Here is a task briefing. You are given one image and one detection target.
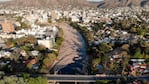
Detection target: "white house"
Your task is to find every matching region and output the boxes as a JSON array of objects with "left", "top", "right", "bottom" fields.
[{"left": 37, "top": 37, "right": 55, "bottom": 49}]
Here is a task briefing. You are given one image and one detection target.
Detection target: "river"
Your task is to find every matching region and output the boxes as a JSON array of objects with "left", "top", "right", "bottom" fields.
[{"left": 51, "top": 23, "right": 87, "bottom": 75}]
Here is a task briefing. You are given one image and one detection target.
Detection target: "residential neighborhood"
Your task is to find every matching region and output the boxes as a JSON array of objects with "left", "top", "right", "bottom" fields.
[{"left": 0, "top": 0, "right": 148, "bottom": 84}]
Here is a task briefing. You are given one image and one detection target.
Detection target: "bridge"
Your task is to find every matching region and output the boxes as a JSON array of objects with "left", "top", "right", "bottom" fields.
[{"left": 45, "top": 74, "right": 149, "bottom": 83}]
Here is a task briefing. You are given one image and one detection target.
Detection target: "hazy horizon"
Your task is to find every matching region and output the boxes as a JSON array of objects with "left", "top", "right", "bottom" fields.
[
  {"left": 87, "top": 0, "right": 104, "bottom": 2},
  {"left": 0, "top": 0, "right": 11, "bottom": 2},
  {"left": 0, "top": 0, "right": 104, "bottom": 2}
]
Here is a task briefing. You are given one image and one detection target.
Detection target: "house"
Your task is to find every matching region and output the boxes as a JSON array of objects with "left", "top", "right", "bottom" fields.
[
  {"left": 142, "top": 69, "right": 149, "bottom": 75},
  {"left": 37, "top": 37, "right": 55, "bottom": 49},
  {"left": 51, "top": 11, "right": 61, "bottom": 21},
  {"left": 38, "top": 13, "right": 48, "bottom": 23},
  {"left": 130, "top": 59, "right": 148, "bottom": 74},
  {"left": 0, "top": 38, "right": 5, "bottom": 48},
  {"left": 0, "top": 21, "right": 15, "bottom": 33},
  {"left": 26, "top": 58, "right": 36, "bottom": 65},
  {"left": 20, "top": 50, "right": 27, "bottom": 56},
  {"left": 131, "top": 59, "right": 145, "bottom": 65},
  {"left": 144, "top": 34, "right": 149, "bottom": 39},
  {"left": 30, "top": 59, "right": 36, "bottom": 65},
  {"left": 31, "top": 50, "right": 39, "bottom": 56},
  {"left": 0, "top": 50, "right": 11, "bottom": 58},
  {"left": 71, "top": 15, "right": 80, "bottom": 22}
]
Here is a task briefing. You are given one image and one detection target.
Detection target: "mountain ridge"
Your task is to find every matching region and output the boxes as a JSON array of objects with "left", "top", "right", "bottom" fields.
[
  {"left": 1, "top": 0, "right": 149, "bottom": 8},
  {"left": 2, "top": 0, "right": 98, "bottom": 8},
  {"left": 98, "top": 0, "right": 149, "bottom": 8}
]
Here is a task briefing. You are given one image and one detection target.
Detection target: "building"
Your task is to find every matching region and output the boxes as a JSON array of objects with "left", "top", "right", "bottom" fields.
[
  {"left": 0, "top": 21, "right": 15, "bottom": 33},
  {"left": 51, "top": 11, "right": 60, "bottom": 21},
  {"left": 37, "top": 38, "right": 55, "bottom": 49}
]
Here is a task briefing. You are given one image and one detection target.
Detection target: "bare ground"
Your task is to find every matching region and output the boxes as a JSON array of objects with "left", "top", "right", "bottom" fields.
[{"left": 50, "top": 23, "right": 85, "bottom": 74}]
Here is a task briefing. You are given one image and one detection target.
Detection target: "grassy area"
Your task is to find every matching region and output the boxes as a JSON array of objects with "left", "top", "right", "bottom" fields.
[{"left": 54, "top": 28, "right": 64, "bottom": 51}]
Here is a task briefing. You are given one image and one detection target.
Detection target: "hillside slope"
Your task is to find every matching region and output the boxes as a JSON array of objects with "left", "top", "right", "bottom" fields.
[
  {"left": 98, "top": 0, "right": 149, "bottom": 8},
  {"left": 3, "top": 0, "right": 98, "bottom": 7},
  {"left": 1, "top": 0, "right": 149, "bottom": 8}
]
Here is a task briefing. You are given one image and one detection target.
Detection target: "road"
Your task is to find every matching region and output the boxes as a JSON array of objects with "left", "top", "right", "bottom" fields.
[
  {"left": 50, "top": 23, "right": 87, "bottom": 74},
  {"left": 46, "top": 75, "right": 149, "bottom": 82}
]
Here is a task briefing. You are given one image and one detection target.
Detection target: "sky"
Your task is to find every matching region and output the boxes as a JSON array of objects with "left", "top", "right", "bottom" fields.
[
  {"left": 0, "top": 0, "right": 11, "bottom": 2},
  {"left": 0, "top": 0, "right": 104, "bottom": 2},
  {"left": 87, "top": 0, "right": 104, "bottom": 2}
]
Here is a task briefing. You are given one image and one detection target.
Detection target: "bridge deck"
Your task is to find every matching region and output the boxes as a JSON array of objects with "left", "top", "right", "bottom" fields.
[{"left": 46, "top": 75, "right": 149, "bottom": 82}]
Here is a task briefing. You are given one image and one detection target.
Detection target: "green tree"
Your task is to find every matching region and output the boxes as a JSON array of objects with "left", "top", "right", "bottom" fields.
[
  {"left": 28, "top": 77, "right": 48, "bottom": 84},
  {"left": 133, "top": 48, "right": 143, "bottom": 58},
  {"left": 55, "top": 37, "right": 63, "bottom": 50},
  {"left": 17, "top": 35, "right": 37, "bottom": 45},
  {"left": 96, "top": 80, "right": 111, "bottom": 84},
  {"left": 21, "top": 22, "right": 30, "bottom": 29},
  {"left": 48, "top": 18, "right": 51, "bottom": 23},
  {"left": 41, "top": 53, "right": 57, "bottom": 73},
  {"left": 92, "top": 58, "right": 101, "bottom": 69},
  {"left": 16, "top": 16, "right": 23, "bottom": 22},
  {"left": 130, "top": 27, "right": 137, "bottom": 33},
  {"left": 0, "top": 71, "right": 5, "bottom": 79},
  {"left": 99, "top": 43, "right": 112, "bottom": 53}
]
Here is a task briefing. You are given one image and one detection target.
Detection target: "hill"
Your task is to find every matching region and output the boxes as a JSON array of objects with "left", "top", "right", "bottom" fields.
[
  {"left": 1, "top": 0, "right": 149, "bottom": 8},
  {"left": 98, "top": 0, "right": 149, "bottom": 8},
  {"left": 2, "top": 0, "right": 98, "bottom": 8}
]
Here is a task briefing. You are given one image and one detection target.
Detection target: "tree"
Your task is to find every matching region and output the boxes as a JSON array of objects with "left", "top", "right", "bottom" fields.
[
  {"left": 27, "top": 62, "right": 33, "bottom": 69},
  {"left": 92, "top": 23, "right": 100, "bottom": 32},
  {"left": 43, "top": 53, "right": 56, "bottom": 68},
  {"left": 36, "top": 77, "right": 48, "bottom": 84},
  {"left": 0, "top": 75, "right": 48, "bottom": 84},
  {"left": 28, "top": 77, "right": 48, "bottom": 84},
  {"left": 48, "top": 18, "right": 51, "bottom": 23},
  {"left": 41, "top": 53, "right": 57, "bottom": 73},
  {"left": 17, "top": 35, "right": 37, "bottom": 45},
  {"left": 102, "top": 55, "right": 109, "bottom": 70},
  {"left": 99, "top": 43, "right": 112, "bottom": 53},
  {"left": 136, "top": 27, "right": 145, "bottom": 36},
  {"left": 55, "top": 37, "right": 63, "bottom": 50},
  {"left": 121, "top": 51, "right": 128, "bottom": 57},
  {"left": 92, "top": 58, "right": 101, "bottom": 69},
  {"left": 121, "top": 44, "right": 129, "bottom": 51},
  {"left": 70, "top": 22, "right": 79, "bottom": 29},
  {"left": 16, "top": 16, "right": 23, "bottom": 22},
  {"left": 96, "top": 80, "right": 112, "bottom": 84},
  {"left": 34, "top": 45, "right": 46, "bottom": 51},
  {"left": 27, "top": 35, "right": 37, "bottom": 44},
  {"left": 0, "top": 76, "right": 27, "bottom": 84},
  {"left": 110, "top": 63, "right": 121, "bottom": 74},
  {"left": 133, "top": 48, "right": 143, "bottom": 58},
  {"left": 21, "top": 22, "right": 30, "bottom": 29},
  {"left": 0, "top": 71, "right": 5, "bottom": 79},
  {"left": 130, "top": 27, "right": 137, "bottom": 33}
]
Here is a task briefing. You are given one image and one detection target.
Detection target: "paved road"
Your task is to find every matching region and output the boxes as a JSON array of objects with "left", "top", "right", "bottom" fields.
[
  {"left": 46, "top": 75, "right": 149, "bottom": 82},
  {"left": 50, "top": 23, "right": 87, "bottom": 74}
]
